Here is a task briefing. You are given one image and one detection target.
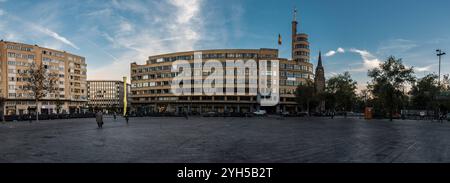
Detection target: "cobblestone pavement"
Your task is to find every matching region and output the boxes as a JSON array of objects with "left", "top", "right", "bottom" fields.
[{"left": 1, "top": 116, "right": 450, "bottom": 163}]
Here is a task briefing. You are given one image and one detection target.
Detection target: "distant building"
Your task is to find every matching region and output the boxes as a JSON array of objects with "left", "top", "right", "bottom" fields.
[
  {"left": 87, "top": 80, "right": 130, "bottom": 114},
  {"left": 314, "top": 51, "right": 326, "bottom": 111},
  {"left": 0, "top": 40, "right": 87, "bottom": 115}
]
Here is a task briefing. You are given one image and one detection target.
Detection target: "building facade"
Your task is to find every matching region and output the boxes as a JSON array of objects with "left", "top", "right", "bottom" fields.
[
  {"left": 129, "top": 9, "right": 313, "bottom": 114},
  {"left": 87, "top": 80, "right": 131, "bottom": 114},
  {"left": 0, "top": 40, "right": 87, "bottom": 115},
  {"left": 130, "top": 49, "right": 313, "bottom": 114}
]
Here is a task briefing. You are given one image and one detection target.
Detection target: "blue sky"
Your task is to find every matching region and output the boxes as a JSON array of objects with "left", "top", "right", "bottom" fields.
[{"left": 1, "top": 0, "right": 450, "bottom": 90}]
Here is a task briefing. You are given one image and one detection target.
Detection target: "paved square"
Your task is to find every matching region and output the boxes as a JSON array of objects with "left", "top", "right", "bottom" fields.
[{"left": 1, "top": 116, "right": 450, "bottom": 163}]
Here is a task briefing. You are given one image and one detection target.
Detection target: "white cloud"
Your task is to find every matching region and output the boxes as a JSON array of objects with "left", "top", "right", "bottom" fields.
[
  {"left": 2, "top": 11, "right": 79, "bottom": 50},
  {"left": 325, "top": 47, "right": 345, "bottom": 57},
  {"left": 169, "top": 0, "right": 200, "bottom": 24},
  {"left": 33, "top": 26, "right": 80, "bottom": 50},
  {"left": 119, "top": 21, "right": 133, "bottom": 33},
  {"left": 325, "top": 50, "right": 336, "bottom": 57},
  {"left": 349, "top": 48, "right": 382, "bottom": 72},
  {"left": 415, "top": 66, "right": 432, "bottom": 72},
  {"left": 87, "top": 0, "right": 205, "bottom": 82},
  {"left": 377, "top": 39, "right": 417, "bottom": 55}
]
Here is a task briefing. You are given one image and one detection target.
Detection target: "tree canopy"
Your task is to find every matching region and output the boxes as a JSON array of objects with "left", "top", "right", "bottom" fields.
[
  {"left": 367, "top": 56, "right": 415, "bottom": 121},
  {"left": 325, "top": 72, "right": 358, "bottom": 112}
]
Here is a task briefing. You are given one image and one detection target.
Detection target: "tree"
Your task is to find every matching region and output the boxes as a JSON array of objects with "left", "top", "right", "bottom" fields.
[
  {"left": 368, "top": 56, "right": 415, "bottom": 121},
  {"left": 325, "top": 72, "right": 358, "bottom": 112},
  {"left": 409, "top": 74, "right": 441, "bottom": 111},
  {"left": 19, "top": 63, "right": 58, "bottom": 121},
  {"left": 295, "top": 80, "right": 317, "bottom": 115}
]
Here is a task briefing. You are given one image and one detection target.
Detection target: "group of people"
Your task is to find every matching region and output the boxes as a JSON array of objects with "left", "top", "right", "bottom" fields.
[{"left": 95, "top": 111, "right": 129, "bottom": 129}]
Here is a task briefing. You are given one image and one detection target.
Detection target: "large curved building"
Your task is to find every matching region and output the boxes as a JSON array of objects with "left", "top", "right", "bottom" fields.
[{"left": 130, "top": 10, "right": 313, "bottom": 114}]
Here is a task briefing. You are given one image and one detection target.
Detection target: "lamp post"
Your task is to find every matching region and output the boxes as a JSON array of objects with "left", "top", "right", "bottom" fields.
[
  {"left": 436, "top": 49, "right": 446, "bottom": 86},
  {"left": 436, "top": 49, "right": 446, "bottom": 121}
]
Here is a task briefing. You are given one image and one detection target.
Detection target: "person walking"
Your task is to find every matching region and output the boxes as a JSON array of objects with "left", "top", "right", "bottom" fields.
[
  {"left": 96, "top": 111, "right": 104, "bottom": 129},
  {"left": 124, "top": 113, "right": 129, "bottom": 125},
  {"left": 29, "top": 113, "right": 33, "bottom": 123},
  {"left": 113, "top": 112, "right": 117, "bottom": 121}
]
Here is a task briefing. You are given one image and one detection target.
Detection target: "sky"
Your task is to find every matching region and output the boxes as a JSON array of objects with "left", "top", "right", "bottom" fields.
[{"left": 1, "top": 0, "right": 450, "bottom": 90}]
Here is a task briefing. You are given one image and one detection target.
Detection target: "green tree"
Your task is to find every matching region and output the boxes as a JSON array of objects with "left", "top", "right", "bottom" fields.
[
  {"left": 368, "top": 56, "right": 415, "bottom": 121},
  {"left": 409, "top": 74, "right": 441, "bottom": 111},
  {"left": 295, "top": 80, "right": 317, "bottom": 115},
  {"left": 19, "top": 63, "right": 58, "bottom": 121},
  {"left": 325, "top": 72, "right": 358, "bottom": 112}
]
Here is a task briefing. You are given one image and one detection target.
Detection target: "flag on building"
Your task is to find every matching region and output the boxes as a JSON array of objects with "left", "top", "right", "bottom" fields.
[{"left": 278, "top": 34, "right": 282, "bottom": 45}]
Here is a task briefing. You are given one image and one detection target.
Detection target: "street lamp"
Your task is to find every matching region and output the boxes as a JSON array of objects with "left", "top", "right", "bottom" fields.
[{"left": 436, "top": 49, "right": 446, "bottom": 86}]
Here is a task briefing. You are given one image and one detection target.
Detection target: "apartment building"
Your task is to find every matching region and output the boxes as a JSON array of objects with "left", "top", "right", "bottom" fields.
[{"left": 0, "top": 40, "right": 87, "bottom": 115}]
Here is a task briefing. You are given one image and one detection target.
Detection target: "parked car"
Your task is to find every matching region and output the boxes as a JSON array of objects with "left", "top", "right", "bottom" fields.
[
  {"left": 203, "top": 112, "right": 219, "bottom": 117},
  {"left": 253, "top": 110, "right": 267, "bottom": 116},
  {"left": 297, "top": 112, "right": 309, "bottom": 117},
  {"left": 281, "top": 111, "right": 290, "bottom": 117}
]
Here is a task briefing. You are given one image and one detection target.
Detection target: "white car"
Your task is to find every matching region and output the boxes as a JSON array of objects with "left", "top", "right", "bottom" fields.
[{"left": 253, "top": 110, "right": 267, "bottom": 116}]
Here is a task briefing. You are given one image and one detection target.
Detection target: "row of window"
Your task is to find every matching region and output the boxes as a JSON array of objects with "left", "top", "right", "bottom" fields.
[
  {"left": 133, "top": 65, "right": 172, "bottom": 73},
  {"left": 133, "top": 64, "right": 305, "bottom": 76},
  {"left": 43, "top": 57, "right": 65, "bottom": 64},
  {"left": 133, "top": 96, "right": 256, "bottom": 102},
  {"left": 294, "top": 58, "right": 309, "bottom": 62},
  {"left": 4, "top": 101, "right": 66, "bottom": 106},
  {"left": 8, "top": 93, "right": 65, "bottom": 99},
  {"left": 280, "top": 89, "right": 296, "bottom": 95},
  {"left": 296, "top": 37, "right": 308, "bottom": 42},
  {"left": 281, "top": 80, "right": 305, "bottom": 86},
  {"left": 280, "top": 63, "right": 312, "bottom": 71},
  {"left": 295, "top": 51, "right": 310, "bottom": 56},
  {"left": 8, "top": 84, "right": 64, "bottom": 91},
  {"left": 42, "top": 50, "right": 65, "bottom": 58},
  {"left": 7, "top": 52, "right": 35, "bottom": 59},
  {"left": 6, "top": 45, "right": 33, "bottom": 52},
  {"left": 295, "top": 44, "right": 309, "bottom": 49},
  {"left": 281, "top": 72, "right": 313, "bottom": 79},
  {"left": 149, "top": 53, "right": 276, "bottom": 64},
  {"left": 132, "top": 73, "right": 176, "bottom": 80}
]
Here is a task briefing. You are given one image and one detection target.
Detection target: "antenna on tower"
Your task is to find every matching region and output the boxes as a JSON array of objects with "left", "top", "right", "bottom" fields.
[{"left": 293, "top": 6, "right": 297, "bottom": 22}]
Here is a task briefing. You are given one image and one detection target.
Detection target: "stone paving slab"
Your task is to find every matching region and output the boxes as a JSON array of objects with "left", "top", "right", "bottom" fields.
[{"left": 1, "top": 117, "right": 450, "bottom": 163}]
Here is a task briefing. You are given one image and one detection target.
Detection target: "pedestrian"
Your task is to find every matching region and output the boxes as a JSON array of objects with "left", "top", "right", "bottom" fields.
[
  {"left": 96, "top": 111, "right": 103, "bottom": 129},
  {"left": 29, "top": 113, "right": 33, "bottom": 123},
  {"left": 185, "top": 111, "right": 189, "bottom": 120},
  {"left": 113, "top": 112, "right": 117, "bottom": 121},
  {"left": 125, "top": 113, "right": 129, "bottom": 125}
]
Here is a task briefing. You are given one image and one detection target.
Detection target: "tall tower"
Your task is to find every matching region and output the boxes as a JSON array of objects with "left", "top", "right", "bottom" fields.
[
  {"left": 315, "top": 51, "right": 326, "bottom": 112},
  {"left": 291, "top": 7, "right": 310, "bottom": 63}
]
